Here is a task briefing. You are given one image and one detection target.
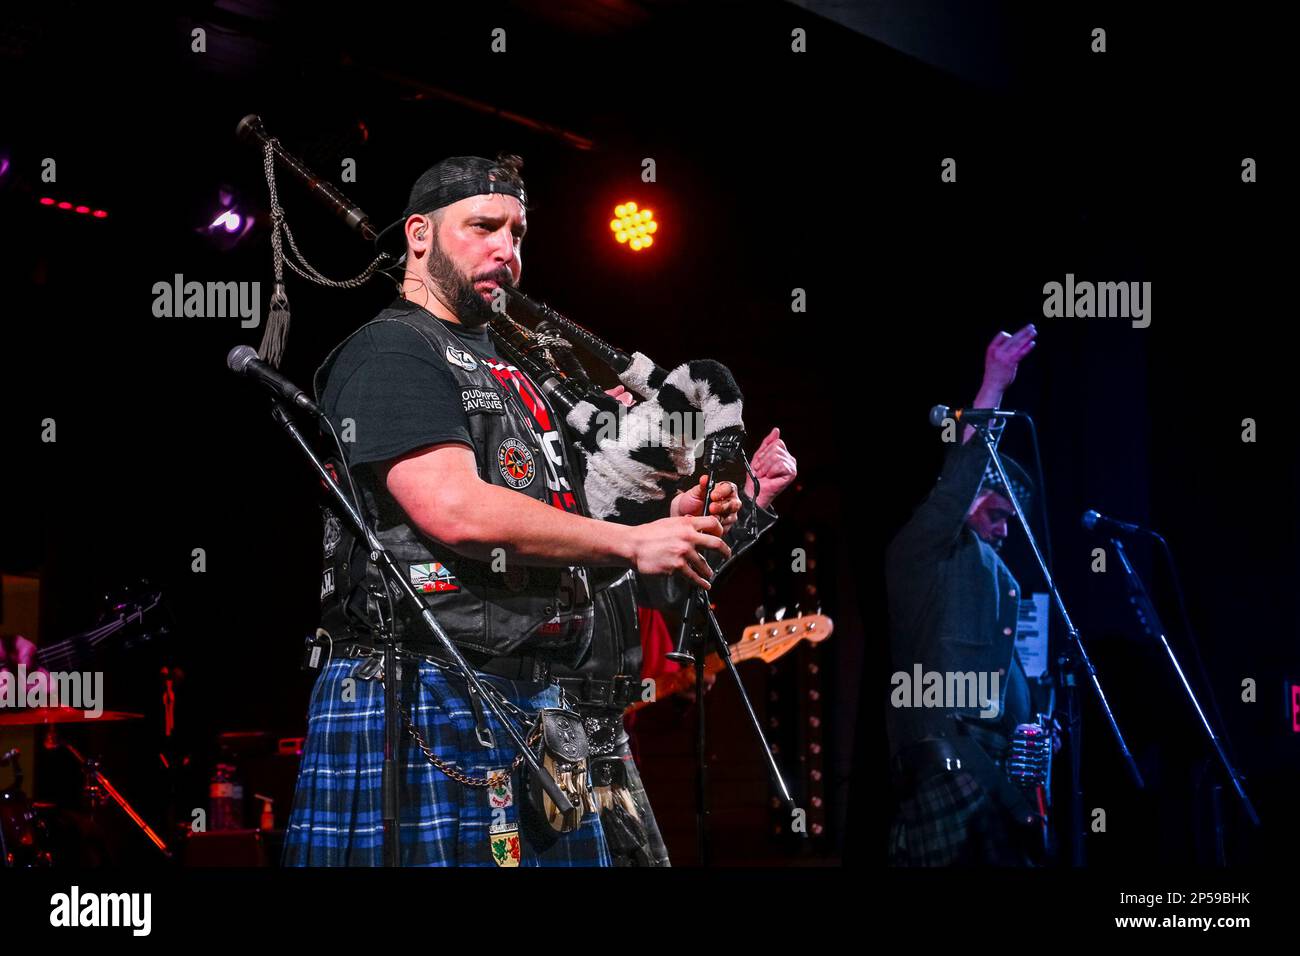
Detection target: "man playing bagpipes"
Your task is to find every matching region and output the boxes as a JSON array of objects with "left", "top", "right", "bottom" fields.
[{"left": 283, "top": 155, "right": 740, "bottom": 866}]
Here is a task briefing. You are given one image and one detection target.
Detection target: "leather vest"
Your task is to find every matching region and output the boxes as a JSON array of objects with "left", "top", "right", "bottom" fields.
[{"left": 313, "top": 302, "right": 595, "bottom": 663}]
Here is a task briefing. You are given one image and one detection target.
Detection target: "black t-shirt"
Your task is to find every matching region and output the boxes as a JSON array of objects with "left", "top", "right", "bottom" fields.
[{"left": 319, "top": 306, "right": 501, "bottom": 468}]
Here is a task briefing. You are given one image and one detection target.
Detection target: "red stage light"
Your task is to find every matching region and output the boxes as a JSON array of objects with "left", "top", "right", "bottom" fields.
[{"left": 39, "top": 196, "right": 109, "bottom": 219}]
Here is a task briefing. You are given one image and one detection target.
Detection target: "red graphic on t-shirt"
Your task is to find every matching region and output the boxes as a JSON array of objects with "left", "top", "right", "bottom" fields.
[
  {"left": 320, "top": 461, "right": 341, "bottom": 493},
  {"left": 482, "top": 357, "right": 579, "bottom": 515},
  {"left": 485, "top": 361, "right": 552, "bottom": 431}
]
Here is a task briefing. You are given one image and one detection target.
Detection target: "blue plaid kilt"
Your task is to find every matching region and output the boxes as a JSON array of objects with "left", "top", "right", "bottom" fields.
[{"left": 282, "top": 656, "right": 611, "bottom": 867}]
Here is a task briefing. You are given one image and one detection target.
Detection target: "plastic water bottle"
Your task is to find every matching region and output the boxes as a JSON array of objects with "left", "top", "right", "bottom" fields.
[{"left": 209, "top": 762, "right": 244, "bottom": 830}]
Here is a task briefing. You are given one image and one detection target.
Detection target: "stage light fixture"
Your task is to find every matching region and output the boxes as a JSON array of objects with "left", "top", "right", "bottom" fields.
[{"left": 610, "top": 201, "right": 657, "bottom": 252}]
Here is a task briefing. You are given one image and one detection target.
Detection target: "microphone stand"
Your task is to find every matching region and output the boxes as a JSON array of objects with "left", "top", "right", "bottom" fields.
[
  {"left": 974, "top": 421, "right": 1144, "bottom": 867},
  {"left": 666, "top": 432, "right": 793, "bottom": 865},
  {"left": 265, "top": 398, "right": 575, "bottom": 866},
  {"left": 1109, "top": 538, "right": 1259, "bottom": 829}
]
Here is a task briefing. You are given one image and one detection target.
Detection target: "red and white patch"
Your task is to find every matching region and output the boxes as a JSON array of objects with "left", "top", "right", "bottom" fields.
[
  {"left": 409, "top": 562, "right": 459, "bottom": 593},
  {"left": 497, "top": 438, "right": 536, "bottom": 489},
  {"left": 488, "top": 771, "right": 513, "bottom": 809}
]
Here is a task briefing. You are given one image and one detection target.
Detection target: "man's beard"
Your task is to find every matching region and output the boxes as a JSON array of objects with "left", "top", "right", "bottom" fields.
[{"left": 426, "top": 241, "right": 514, "bottom": 328}]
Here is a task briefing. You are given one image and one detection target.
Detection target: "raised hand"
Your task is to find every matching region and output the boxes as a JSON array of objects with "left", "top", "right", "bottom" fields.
[
  {"left": 744, "top": 427, "right": 797, "bottom": 510},
  {"left": 981, "top": 324, "right": 1038, "bottom": 395}
]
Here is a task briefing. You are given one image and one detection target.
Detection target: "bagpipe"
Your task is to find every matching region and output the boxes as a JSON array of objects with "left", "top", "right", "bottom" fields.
[
  {"left": 486, "top": 290, "right": 745, "bottom": 524},
  {"left": 236, "top": 115, "right": 749, "bottom": 526}
]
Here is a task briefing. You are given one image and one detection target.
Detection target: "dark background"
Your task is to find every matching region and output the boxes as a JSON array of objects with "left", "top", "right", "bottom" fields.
[{"left": 0, "top": 1, "right": 1294, "bottom": 868}]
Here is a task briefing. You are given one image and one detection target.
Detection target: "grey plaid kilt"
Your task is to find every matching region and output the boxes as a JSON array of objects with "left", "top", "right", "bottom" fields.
[
  {"left": 282, "top": 656, "right": 611, "bottom": 867},
  {"left": 888, "top": 770, "right": 1024, "bottom": 866},
  {"left": 581, "top": 711, "right": 671, "bottom": 867}
]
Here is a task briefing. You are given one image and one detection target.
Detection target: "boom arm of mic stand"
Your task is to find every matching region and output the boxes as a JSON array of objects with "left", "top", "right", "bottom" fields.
[
  {"left": 974, "top": 423, "right": 1145, "bottom": 795},
  {"left": 1110, "top": 539, "right": 1260, "bottom": 826},
  {"left": 267, "top": 400, "right": 574, "bottom": 816}
]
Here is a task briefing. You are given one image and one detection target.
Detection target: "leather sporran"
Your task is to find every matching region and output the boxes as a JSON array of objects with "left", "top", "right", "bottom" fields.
[{"left": 521, "top": 708, "right": 597, "bottom": 835}]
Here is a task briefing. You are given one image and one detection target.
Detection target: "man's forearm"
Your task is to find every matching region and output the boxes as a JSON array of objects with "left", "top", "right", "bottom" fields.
[
  {"left": 415, "top": 480, "right": 633, "bottom": 568},
  {"left": 961, "top": 382, "right": 1006, "bottom": 445}
]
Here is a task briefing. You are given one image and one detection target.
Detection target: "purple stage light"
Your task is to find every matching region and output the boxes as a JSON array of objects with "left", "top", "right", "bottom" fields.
[{"left": 211, "top": 209, "right": 242, "bottom": 232}]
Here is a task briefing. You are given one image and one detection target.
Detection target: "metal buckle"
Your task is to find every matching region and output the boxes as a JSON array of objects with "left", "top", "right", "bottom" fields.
[
  {"left": 355, "top": 656, "right": 383, "bottom": 682},
  {"left": 586, "top": 678, "right": 610, "bottom": 705},
  {"left": 612, "top": 675, "right": 632, "bottom": 705},
  {"left": 466, "top": 681, "right": 496, "bottom": 749}
]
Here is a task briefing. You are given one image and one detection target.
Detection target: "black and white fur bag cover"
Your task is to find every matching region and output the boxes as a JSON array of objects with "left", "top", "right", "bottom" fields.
[{"left": 563, "top": 352, "right": 744, "bottom": 525}]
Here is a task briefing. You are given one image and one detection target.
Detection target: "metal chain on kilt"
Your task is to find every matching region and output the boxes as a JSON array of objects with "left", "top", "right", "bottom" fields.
[
  {"left": 396, "top": 698, "right": 538, "bottom": 789},
  {"left": 582, "top": 716, "right": 624, "bottom": 757},
  {"left": 380, "top": 659, "right": 578, "bottom": 789}
]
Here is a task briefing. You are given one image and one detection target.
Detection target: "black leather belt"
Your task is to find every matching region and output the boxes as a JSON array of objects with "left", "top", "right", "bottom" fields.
[
  {"left": 556, "top": 675, "right": 642, "bottom": 709},
  {"left": 892, "top": 732, "right": 1038, "bottom": 828},
  {"left": 336, "top": 642, "right": 552, "bottom": 684},
  {"left": 892, "top": 737, "right": 969, "bottom": 791}
]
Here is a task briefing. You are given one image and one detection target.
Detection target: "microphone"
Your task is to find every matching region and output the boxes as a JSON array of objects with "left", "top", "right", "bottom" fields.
[
  {"left": 226, "top": 345, "right": 322, "bottom": 416},
  {"left": 929, "top": 404, "right": 1021, "bottom": 427},
  {"left": 1081, "top": 509, "right": 1154, "bottom": 537},
  {"left": 665, "top": 426, "right": 748, "bottom": 664}
]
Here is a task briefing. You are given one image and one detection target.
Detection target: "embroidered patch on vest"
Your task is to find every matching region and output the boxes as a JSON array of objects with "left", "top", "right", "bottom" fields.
[
  {"left": 409, "top": 562, "right": 460, "bottom": 593},
  {"left": 461, "top": 386, "right": 505, "bottom": 415},
  {"left": 320, "top": 568, "right": 336, "bottom": 600},
  {"left": 497, "top": 438, "right": 536, "bottom": 489},
  {"left": 322, "top": 512, "right": 341, "bottom": 558},
  {"left": 445, "top": 345, "right": 478, "bottom": 371}
]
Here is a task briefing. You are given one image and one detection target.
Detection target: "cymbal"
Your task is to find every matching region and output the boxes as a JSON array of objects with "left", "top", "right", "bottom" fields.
[{"left": 0, "top": 707, "right": 144, "bottom": 726}]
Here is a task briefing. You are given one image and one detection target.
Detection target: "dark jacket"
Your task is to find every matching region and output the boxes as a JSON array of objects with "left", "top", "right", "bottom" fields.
[{"left": 885, "top": 439, "right": 1025, "bottom": 758}]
